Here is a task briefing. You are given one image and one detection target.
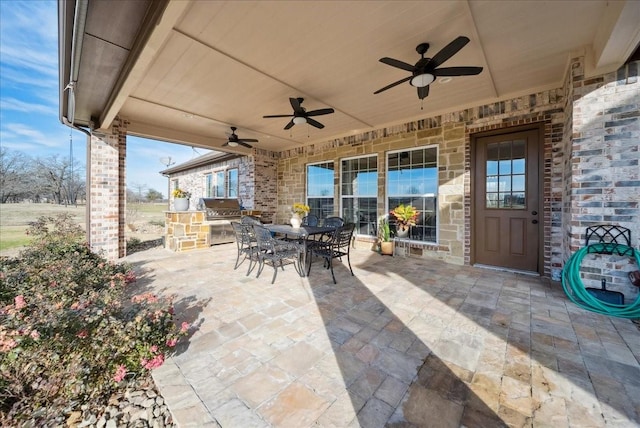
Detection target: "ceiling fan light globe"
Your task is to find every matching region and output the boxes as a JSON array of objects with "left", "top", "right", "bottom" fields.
[
  {"left": 293, "top": 116, "right": 307, "bottom": 124},
  {"left": 410, "top": 73, "right": 435, "bottom": 87},
  {"left": 227, "top": 141, "right": 238, "bottom": 147}
]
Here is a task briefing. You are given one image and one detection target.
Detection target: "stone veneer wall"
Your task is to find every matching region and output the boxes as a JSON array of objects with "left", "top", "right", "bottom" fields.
[
  {"left": 271, "top": 58, "right": 639, "bottom": 279},
  {"left": 164, "top": 211, "right": 209, "bottom": 251},
  {"left": 275, "top": 89, "right": 565, "bottom": 270},
  {"left": 565, "top": 58, "right": 639, "bottom": 296},
  {"left": 88, "top": 116, "right": 127, "bottom": 260}
]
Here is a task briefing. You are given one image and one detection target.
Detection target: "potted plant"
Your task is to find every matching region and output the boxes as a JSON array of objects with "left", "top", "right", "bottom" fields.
[
  {"left": 390, "top": 204, "right": 418, "bottom": 238},
  {"left": 291, "top": 202, "right": 310, "bottom": 228},
  {"left": 172, "top": 188, "right": 191, "bottom": 211},
  {"left": 378, "top": 216, "right": 394, "bottom": 255}
]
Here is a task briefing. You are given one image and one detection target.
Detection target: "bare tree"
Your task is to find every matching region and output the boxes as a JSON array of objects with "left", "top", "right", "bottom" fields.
[
  {"left": 34, "top": 155, "right": 70, "bottom": 204},
  {"left": 0, "top": 148, "right": 33, "bottom": 202},
  {"left": 129, "top": 182, "right": 148, "bottom": 203}
]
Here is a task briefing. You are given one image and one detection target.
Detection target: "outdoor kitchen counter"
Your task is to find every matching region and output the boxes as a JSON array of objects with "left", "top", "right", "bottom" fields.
[{"left": 164, "top": 210, "right": 211, "bottom": 252}]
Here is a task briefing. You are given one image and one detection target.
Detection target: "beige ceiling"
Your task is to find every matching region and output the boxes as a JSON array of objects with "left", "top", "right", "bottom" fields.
[{"left": 60, "top": 0, "right": 640, "bottom": 154}]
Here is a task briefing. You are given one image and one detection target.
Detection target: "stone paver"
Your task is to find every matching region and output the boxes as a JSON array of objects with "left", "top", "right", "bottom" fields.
[{"left": 123, "top": 243, "right": 640, "bottom": 427}]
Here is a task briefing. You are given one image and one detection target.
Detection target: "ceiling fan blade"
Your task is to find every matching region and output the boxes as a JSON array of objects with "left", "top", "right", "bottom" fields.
[
  {"left": 289, "top": 97, "right": 305, "bottom": 115},
  {"left": 433, "top": 66, "right": 483, "bottom": 76},
  {"left": 263, "top": 114, "right": 293, "bottom": 118},
  {"left": 428, "top": 36, "right": 470, "bottom": 69},
  {"left": 238, "top": 142, "right": 253, "bottom": 148},
  {"left": 417, "top": 85, "right": 429, "bottom": 100},
  {"left": 284, "top": 120, "right": 295, "bottom": 130},
  {"left": 306, "top": 108, "right": 334, "bottom": 117},
  {"left": 238, "top": 138, "right": 258, "bottom": 143},
  {"left": 379, "top": 57, "right": 415, "bottom": 72},
  {"left": 222, "top": 142, "right": 229, "bottom": 147},
  {"left": 307, "top": 118, "right": 325, "bottom": 129},
  {"left": 374, "top": 75, "right": 412, "bottom": 94}
]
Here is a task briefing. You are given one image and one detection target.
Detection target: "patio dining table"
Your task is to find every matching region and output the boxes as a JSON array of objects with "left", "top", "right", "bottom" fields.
[{"left": 265, "top": 224, "right": 337, "bottom": 276}]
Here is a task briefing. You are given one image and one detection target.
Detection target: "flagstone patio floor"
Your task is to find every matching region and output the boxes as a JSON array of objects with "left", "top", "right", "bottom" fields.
[{"left": 123, "top": 242, "right": 640, "bottom": 427}]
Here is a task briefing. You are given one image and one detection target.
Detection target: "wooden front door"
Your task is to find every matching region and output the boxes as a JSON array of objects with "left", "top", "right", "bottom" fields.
[{"left": 472, "top": 127, "right": 542, "bottom": 273}]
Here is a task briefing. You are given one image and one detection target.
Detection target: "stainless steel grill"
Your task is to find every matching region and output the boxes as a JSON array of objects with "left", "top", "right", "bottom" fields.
[
  {"left": 198, "top": 198, "right": 242, "bottom": 245},
  {"left": 198, "top": 198, "right": 242, "bottom": 220}
]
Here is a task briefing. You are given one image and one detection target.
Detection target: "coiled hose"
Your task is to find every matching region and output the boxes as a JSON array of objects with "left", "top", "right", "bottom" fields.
[{"left": 562, "top": 243, "right": 640, "bottom": 319}]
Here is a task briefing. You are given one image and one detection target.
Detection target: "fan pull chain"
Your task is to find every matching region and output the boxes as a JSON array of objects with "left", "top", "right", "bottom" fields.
[{"left": 421, "top": 99, "right": 424, "bottom": 110}]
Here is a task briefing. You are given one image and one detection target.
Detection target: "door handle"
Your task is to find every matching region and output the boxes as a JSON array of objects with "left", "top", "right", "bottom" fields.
[
  {"left": 531, "top": 211, "right": 538, "bottom": 215},
  {"left": 532, "top": 219, "right": 538, "bottom": 224}
]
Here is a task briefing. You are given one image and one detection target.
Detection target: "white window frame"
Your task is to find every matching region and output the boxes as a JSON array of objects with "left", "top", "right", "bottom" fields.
[
  {"left": 339, "top": 154, "right": 378, "bottom": 237},
  {"left": 306, "top": 160, "right": 335, "bottom": 219},
  {"left": 386, "top": 145, "right": 439, "bottom": 244}
]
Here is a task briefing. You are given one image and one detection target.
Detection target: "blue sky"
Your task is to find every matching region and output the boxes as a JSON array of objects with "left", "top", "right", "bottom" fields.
[{"left": 0, "top": 0, "right": 207, "bottom": 198}]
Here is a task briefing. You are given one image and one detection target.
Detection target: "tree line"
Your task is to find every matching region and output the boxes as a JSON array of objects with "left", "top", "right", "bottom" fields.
[{"left": 1, "top": 148, "right": 164, "bottom": 205}]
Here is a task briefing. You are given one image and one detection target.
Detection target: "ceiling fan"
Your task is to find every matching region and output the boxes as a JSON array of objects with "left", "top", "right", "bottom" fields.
[
  {"left": 223, "top": 127, "right": 258, "bottom": 148},
  {"left": 374, "top": 36, "right": 483, "bottom": 100},
  {"left": 263, "top": 97, "right": 335, "bottom": 130}
]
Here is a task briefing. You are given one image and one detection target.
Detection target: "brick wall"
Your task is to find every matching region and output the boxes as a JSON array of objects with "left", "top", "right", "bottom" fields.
[
  {"left": 566, "top": 58, "right": 639, "bottom": 297},
  {"left": 253, "top": 150, "right": 278, "bottom": 223},
  {"left": 167, "top": 156, "right": 254, "bottom": 210},
  {"left": 88, "top": 116, "right": 127, "bottom": 260}
]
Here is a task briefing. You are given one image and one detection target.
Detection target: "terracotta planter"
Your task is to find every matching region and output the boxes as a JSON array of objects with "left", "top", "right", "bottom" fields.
[{"left": 380, "top": 241, "right": 394, "bottom": 255}]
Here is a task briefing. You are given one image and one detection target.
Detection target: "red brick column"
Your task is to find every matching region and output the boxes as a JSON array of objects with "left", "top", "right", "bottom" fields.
[{"left": 87, "top": 117, "right": 127, "bottom": 260}]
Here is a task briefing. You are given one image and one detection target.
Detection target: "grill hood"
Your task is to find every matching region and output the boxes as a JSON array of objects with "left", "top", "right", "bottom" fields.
[{"left": 197, "top": 198, "right": 242, "bottom": 219}]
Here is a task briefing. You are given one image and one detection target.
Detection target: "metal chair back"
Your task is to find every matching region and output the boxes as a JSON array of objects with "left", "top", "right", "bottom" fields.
[
  {"left": 241, "top": 215, "right": 262, "bottom": 225},
  {"left": 322, "top": 216, "right": 344, "bottom": 228},
  {"left": 252, "top": 224, "right": 303, "bottom": 283},
  {"left": 307, "top": 223, "right": 355, "bottom": 283},
  {"left": 302, "top": 214, "right": 319, "bottom": 226},
  {"left": 231, "top": 221, "right": 258, "bottom": 275}
]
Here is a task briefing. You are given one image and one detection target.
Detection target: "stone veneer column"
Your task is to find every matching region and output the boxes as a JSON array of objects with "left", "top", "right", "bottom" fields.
[{"left": 87, "top": 117, "right": 127, "bottom": 260}]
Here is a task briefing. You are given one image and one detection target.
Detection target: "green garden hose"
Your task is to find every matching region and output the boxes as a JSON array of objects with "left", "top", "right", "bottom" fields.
[{"left": 562, "top": 243, "right": 640, "bottom": 319}]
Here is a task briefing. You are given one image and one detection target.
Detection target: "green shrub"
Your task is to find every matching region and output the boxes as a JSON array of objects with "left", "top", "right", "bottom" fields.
[
  {"left": 0, "top": 214, "right": 186, "bottom": 422},
  {"left": 126, "top": 236, "right": 143, "bottom": 252}
]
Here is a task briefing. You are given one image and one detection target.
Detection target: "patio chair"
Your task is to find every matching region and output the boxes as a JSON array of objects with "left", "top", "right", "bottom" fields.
[
  {"left": 231, "top": 222, "right": 259, "bottom": 276},
  {"left": 302, "top": 214, "right": 319, "bottom": 226},
  {"left": 241, "top": 215, "right": 262, "bottom": 225},
  {"left": 321, "top": 216, "right": 344, "bottom": 227},
  {"left": 307, "top": 223, "right": 355, "bottom": 284},
  {"left": 252, "top": 224, "right": 304, "bottom": 284},
  {"left": 317, "top": 216, "right": 345, "bottom": 241}
]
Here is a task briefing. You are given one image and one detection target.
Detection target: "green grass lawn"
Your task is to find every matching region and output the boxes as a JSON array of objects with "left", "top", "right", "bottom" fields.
[
  {"left": 0, "top": 225, "right": 34, "bottom": 251},
  {"left": 0, "top": 202, "right": 166, "bottom": 255}
]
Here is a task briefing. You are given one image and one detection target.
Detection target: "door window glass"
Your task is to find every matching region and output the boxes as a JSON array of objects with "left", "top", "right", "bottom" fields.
[{"left": 485, "top": 139, "right": 526, "bottom": 209}]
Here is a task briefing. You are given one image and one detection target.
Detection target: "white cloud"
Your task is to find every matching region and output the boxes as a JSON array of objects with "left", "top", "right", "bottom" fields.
[
  {"left": 0, "top": 97, "right": 56, "bottom": 115},
  {"left": 1, "top": 123, "right": 66, "bottom": 149}
]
